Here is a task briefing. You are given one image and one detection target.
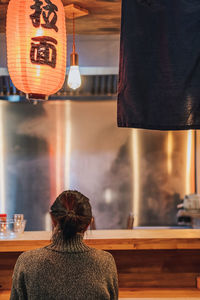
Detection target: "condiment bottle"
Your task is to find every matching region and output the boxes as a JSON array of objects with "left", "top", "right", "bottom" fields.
[{"left": 0, "top": 214, "right": 7, "bottom": 222}]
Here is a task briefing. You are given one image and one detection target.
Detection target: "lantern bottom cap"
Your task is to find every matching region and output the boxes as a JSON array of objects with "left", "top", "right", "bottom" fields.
[{"left": 26, "top": 93, "right": 49, "bottom": 101}]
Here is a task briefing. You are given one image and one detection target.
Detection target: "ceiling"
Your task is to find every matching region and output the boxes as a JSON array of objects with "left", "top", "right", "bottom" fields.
[{"left": 0, "top": 0, "right": 121, "bottom": 35}]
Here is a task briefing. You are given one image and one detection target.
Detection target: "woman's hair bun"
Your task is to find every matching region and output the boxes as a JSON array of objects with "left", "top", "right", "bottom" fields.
[
  {"left": 51, "top": 190, "right": 92, "bottom": 240},
  {"left": 67, "top": 210, "right": 76, "bottom": 217}
]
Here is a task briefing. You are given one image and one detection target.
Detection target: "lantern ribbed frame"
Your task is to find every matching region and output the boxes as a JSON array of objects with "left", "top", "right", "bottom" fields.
[{"left": 6, "top": 0, "right": 66, "bottom": 96}]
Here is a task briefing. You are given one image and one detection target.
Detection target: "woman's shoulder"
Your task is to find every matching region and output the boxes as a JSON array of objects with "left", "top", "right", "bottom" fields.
[
  {"left": 19, "top": 247, "right": 47, "bottom": 257},
  {"left": 15, "top": 247, "right": 49, "bottom": 268},
  {"left": 85, "top": 248, "right": 117, "bottom": 278},
  {"left": 16, "top": 246, "right": 116, "bottom": 270},
  {"left": 92, "top": 248, "right": 114, "bottom": 258},
  {"left": 88, "top": 248, "right": 116, "bottom": 265}
]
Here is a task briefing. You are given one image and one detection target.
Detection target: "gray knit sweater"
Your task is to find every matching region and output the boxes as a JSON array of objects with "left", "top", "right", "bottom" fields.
[{"left": 10, "top": 233, "right": 118, "bottom": 300}]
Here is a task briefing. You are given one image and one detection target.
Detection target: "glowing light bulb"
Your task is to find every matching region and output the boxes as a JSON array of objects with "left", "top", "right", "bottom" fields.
[{"left": 67, "top": 65, "right": 81, "bottom": 90}]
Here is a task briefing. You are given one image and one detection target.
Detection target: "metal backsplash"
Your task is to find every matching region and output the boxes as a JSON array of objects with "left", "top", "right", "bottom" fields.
[{"left": 0, "top": 100, "right": 195, "bottom": 230}]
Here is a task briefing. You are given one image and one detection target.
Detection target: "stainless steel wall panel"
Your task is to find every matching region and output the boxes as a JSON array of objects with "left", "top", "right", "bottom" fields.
[
  {"left": 0, "top": 100, "right": 194, "bottom": 229},
  {"left": 132, "top": 130, "right": 195, "bottom": 226}
]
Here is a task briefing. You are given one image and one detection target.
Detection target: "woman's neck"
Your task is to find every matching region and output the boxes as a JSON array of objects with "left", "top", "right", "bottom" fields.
[{"left": 46, "top": 230, "right": 91, "bottom": 253}]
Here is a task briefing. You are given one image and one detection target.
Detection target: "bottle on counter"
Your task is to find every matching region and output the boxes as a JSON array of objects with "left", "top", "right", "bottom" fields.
[
  {"left": 0, "top": 214, "right": 7, "bottom": 233},
  {"left": 0, "top": 214, "right": 7, "bottom": 221}
]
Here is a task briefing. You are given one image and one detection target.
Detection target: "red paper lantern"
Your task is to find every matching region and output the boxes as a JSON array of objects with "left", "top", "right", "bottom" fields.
[{"left": 6, "top": 0, "right": 66, "bottom": 100}]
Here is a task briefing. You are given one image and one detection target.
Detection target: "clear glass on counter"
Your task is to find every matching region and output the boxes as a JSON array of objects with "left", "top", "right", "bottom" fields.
[
  {"left": 0, "top": 215, "right": 26, "bottom": 239},
  {"left": 0, "top": 220, "right": 16, "bottom": 239},
  {"left": 14, "top": 214, "right": 26, "bottom": 234}
]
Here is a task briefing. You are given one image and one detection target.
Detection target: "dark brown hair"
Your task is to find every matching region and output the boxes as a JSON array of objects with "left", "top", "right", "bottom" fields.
[{"left": 50, "top": 190, "right": 92, "bottom": 240}]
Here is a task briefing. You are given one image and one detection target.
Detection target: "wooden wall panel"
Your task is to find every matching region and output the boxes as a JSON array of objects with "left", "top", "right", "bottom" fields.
[
  {"left": 109, "top": 250, "right": 200, "bottom": 289},
  {"left": 1, "top": 249, "right": 200, "bottom": 296},
  {"left": 0, "top": 252, "right": 21, "bottom": 290}
]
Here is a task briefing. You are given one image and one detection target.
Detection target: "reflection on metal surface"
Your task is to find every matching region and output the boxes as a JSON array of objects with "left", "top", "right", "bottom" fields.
[
  {"left": 196, "top": 131, "right": 200, "bottom": 195},
  {"left": 104, "top": 188, "right": 113, "bottom": 205},
  {"left": 0, "top": 100, "right": 197, "bottom": 229},
  {"left": 137, "top": 130, "right": 195, "bottom": 226},
  {"left": 55, "top": 104, "right": 63, "bottom": 197},
  {"left": 45, "top": 212, "right": 52, "bottom": 231},
  {"left": 167, "top": 132, "right": 173, "bottom": 175},
  {"left": 2, "top": 100, "right": 132, "bottom": 230},
  {"left": 132, "top": 129, "right": 140, "bottom": 227},
  {"left": 68, "top": 101, "right": 132, "bottom": 229},
  {"left": 65, "top": 102, "right": 71, "bottom": 188},
  {"left": 186, "top": 130, "right": 194, "bottom": 195},
  {"left": 0, "top": 104, "right": 5, "bottom": 213}
]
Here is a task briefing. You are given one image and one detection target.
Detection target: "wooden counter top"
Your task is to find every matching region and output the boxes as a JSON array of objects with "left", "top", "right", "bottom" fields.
[
  {"left": 1, "top": 229, "right": 200, "bottom": 252},
  {"left": 1, "top": 230, "right": 200, "bottom": 298}
]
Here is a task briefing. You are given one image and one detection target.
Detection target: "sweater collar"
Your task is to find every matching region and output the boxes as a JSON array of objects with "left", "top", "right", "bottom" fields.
[{"left": 46, "top": 231, "right": 92, "bottom": 253}]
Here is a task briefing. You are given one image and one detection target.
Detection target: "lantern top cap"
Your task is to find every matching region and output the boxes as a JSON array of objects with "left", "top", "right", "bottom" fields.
[
  {"left": 26, "top": 94, "right": 49, "bottom": 101},
  {"left": 65, "top": 4, "right": 89, "bottom": 19}
]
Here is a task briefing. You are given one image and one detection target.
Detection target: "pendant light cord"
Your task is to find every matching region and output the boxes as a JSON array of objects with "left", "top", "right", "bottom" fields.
[{"left": 73, "top": 13, "right": 75, "bottom": 54}]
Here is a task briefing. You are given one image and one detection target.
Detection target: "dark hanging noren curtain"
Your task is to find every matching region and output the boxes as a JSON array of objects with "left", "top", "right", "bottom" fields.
[{"left": 117, "top": 0, "right": 200, "bottom": 130}]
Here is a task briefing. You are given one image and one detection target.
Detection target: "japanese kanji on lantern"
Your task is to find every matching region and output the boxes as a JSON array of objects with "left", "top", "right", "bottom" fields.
[{"left": 6, "top": 0, "right": 66, "bottom": 100}]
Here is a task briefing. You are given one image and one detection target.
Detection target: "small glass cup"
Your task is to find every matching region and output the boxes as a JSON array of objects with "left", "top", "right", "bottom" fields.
[
  {"left": 13, "top": 214, "right": 26, "bottom": 233},
  {"left": 14, "top": 220, "right": 26, "bottom": 233},
  {"left": 0, "top": 220, "right": 16, "bottom": 239},
  {"left": 14, "top": 214, "right": 24, "bottom": 222}
]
